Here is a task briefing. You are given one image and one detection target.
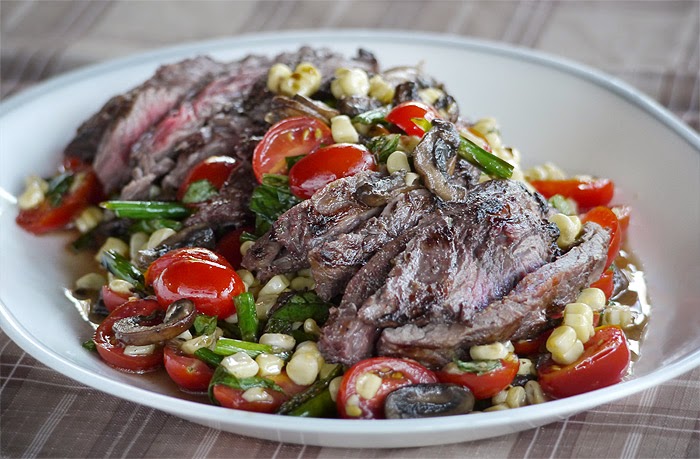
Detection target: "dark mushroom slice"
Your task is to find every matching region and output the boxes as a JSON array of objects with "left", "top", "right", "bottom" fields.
[
  {"left": 113, "top": 298, "right": 197, "bottom": 345},
  {"left": 384, "top": 383, "right": 475, "bottom": 419},
  {"left": 135, "top": 223, "right": 216, "bottom": 269},
  {"left": 264, "top": 94, "right": 340, "bottom": 125}
]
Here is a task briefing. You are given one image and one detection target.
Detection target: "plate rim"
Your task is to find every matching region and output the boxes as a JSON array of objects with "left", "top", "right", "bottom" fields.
[{"left": 1, "top": 29, "right": 699, "bottom": 446}]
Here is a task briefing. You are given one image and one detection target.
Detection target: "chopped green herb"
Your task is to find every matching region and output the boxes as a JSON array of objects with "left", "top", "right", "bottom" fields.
[
  {"left": 249, "top": 174, "right": 301, "bottom": 236},
  {"left": 411, "top": 117, "right": 433, "bottom": 133},
  {"left": 193, "top": 314, "right": 218, "bottom": 336},
  {"left": 453, "top": 359, "right": 502, "bottom": 375},
  {"left": 100, "top": 250, "right": 144, "bottom": 290},
  {"left": 352, "top": 107, "right": 389, "bottom": 125},
  {"left": 46, "top": 172, "right": 74, "bottom": 207},
  {"left": 367, "top": 134, "right": 400, "bottom": 163},
  {"left": 82, "top": 339, "right": 97, "bottom": 352},
  {"left": 182, "top": 179, "right": 218, "bottom": 204},
  {"left": 548, "top": 194, "right": 578, "bottom": 216},
  {"left": 285, "top": 155, "right": 306, "bottom": 170},
  {"left": 234, "top": 292, "right": 258, "bottom": 343}
]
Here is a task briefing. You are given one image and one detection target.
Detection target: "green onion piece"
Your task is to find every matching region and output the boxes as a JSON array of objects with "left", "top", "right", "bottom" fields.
[
  {"left": 100, "top": 250, "right": 145, "bottom": 290},
  {"left": 458, "top": 136, "right": 514, "bottom": 179},
  {"left": 182, "top": 179, "right": 218, "bottom": 204},
  {"left": 214, "top": 337, "right": 291, "bottom": 361},
  {"left": 100, "top": 200, "right": 191, "bottom": 219},
  {"left": 411, "top": 117, "right": 433, "bottom": 134},
  {"left": 367, "top": 134, "right": 401, "bottom": 164},
  {"left": 234, "top": 292, "right": 258, "bottom": 342},
  {"left": 286, "top": 388, "right": 337, "bottom": 418},
  {"left": 352, "top": 107, "right": 389, "bottom": 125},
  {"left": 548, "top": 194, "right": 578, "bottom": 216},
  {"left": 278, "top": 364, "right": 342, "bottom": 415},
  {"left": 208, "top": 366, "right": 283, "bottom": 405},
  {"left": 194, "top": 348, "right": 224, "bottom": 367},
  {"left": 264, "top": 292, "right": 331, "bottom": 335},
  {"left": 81, "top": 339, "right": 97, "bottom": 352},
  {"left": 193, "top": 314, "right": 218, "bottom": 336},
  {"left": 46, "top": 172, "right": 74, "bottom": 207},
  {"left": 453, "top": 359, "right": 502, "bottom": 375}
]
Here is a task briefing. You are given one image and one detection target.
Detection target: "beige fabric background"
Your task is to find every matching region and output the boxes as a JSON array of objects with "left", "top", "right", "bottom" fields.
[{"left": 1, "top": 1, "right": 699, "bottom": 458}]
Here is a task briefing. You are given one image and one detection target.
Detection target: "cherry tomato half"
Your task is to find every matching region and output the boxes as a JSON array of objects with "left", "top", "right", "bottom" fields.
[
  {"left": 538, "top": 326, "right": 630, "bottom": 398},
  {"left": 435, "top": 357, "right": 519, "bottom": 400},
  {"left": 611, "top": 205, "right": 631, "bottom": 237},
  {"left": 163, "top": 341, "right": 215, "bottom": 392},
  {"left": 152, "top": 257, "right": 244, "bottom": 318},
  {"left": 385, "top": 101, "right": 440, "bottom": 136},
  {"left": 16, "top": 158, "right": 104, "bottom": 234},
  {"left": 100, "top": 285, "right": 131, "bottom": 313},
  {"left": 530, "top": 178, "right": 614, "bottom": 209},
  {"left": 513, "top": 330, "right": 553, "bottom": 356},
  {"left": 94, "top": 299, "right": 165, "bottom": 373},
  {"left": 336, "top": 357, "right": 438, "bottom": 419},
  {"left": 212, "top": 372, "right": 308, "bottom": 413},
  {"left": 215, "top": 227, "right": 253, "bottom": 270},
  {"left": 288, "top": 143, "right": 376, "bottom": 200},
  {"left": 582, "top": 206, "right": 621, "bottom": 270},
  {"left": 590, "top": 268, "right": 615, "bottom": 299},
  {"left": 177, "top": 156, "right": 239, "bottom": 201},
  {"left": 252, "top": 117, "right": 334, "bottom": 183},
  {"left": 144, "top": 247, "right": 233, "bottom": 286}
]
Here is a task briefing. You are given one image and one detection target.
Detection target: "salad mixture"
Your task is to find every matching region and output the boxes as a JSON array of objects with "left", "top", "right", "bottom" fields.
[{"left": 15, "top": 47, "right": 648, "bottom": 419}]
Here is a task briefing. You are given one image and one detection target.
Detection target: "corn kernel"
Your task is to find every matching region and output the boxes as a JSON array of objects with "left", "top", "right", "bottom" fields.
[
  {"left": 236, "top": 269, "right": 255, "bottom": 289},
  {"left": 17, "top": 175, "right": 49, "bottom": 209},
  {"left": 330, "top": 115, "right": 359, "bottom": 143},
  {"left": 75, "top": 206, "right": 103, "bottom": 233},
  {"left": 484, "top": 403, "right": 509, "bottom": 412},
  {"left": 278, "top": 62, "right": 322, "bottom": 97},
  {"left": 286, "top": 351, "right": 320, "bottom": 385},
  {"left": 602, "top": 304, "right": 634, "bottom": 327},
  {"left": 549, "top": 213, "right": 582, "bottom": 248},
  {"left": 418, "top": 87, "right": 445, "bottom": 105},
  {"left": 303, "top": 318, "right": 321, "bottom": 337},
  {"left": 355, "top": 372, "right": 383, "bottom": 400},
  {"left": 525, "top": 380, "right": 546, "bottom": 404},
  {"left": 146, "top": 228, "right": 176, "bottom": 249},
  {"left": 329, "top": 376, "right": 343, "bottom": 402},
  {"left": 180, "top": 328, "right": 222, "bottom": 355},
  {"left": 368, "top": 75, "right": 394, "bottom": 104},
  {"left": 331, "top": 68, "right": 370, "bottom": 99},
  {"left": 239, "top": 240, "right": 254, "bottom": 257},
  {"left": 75, "top": 272, "right": 107, "bottom": 291},
  {"left": 506, "top": 386, "right": 526, "bottom": 408},
  {"left": 129, "top": 231, "right": 148, "bottom": 261},
  {"left": 404, "top": 172, "right": 421, "bottom": 186},
  {"left": 95, "top": 237, "right": 129, "bottom": 263},
  {"left": 470, "top": 342, "right": 508, "bottom": 360},
  {"left": 242, "top": 386, "right": 274, "bottom": 403},
  {"left": 108, "top": 279, "right": 133, "bottom": 295},
  {"left": 259, "top": 333, "right": 296, "bottom": 351},
  {"left": 259, "top": 275, "right": 290, "bottom": 296},
  {"left": 290, "top": 276, "right": 315, "bottom": 291},
  {"left": 386, "top": 151, "right": 411, "bottom": 174},
  {"left": 256, "top": 353, "right": 284, "bottom": 377},
  {"left": 221, "top": 352, "right": 259, "bottom": 379},
  {"left": 123, "top": 344, "right": 156, "bottom": 356},
  {"left": 492, "top": 388, "right": 508, "bottom": 405},
  {"left": 517, "top": 358, "right": 534, "bottom": 376},
  {"left": 267, "top": 63, "right": 293, "bottom": 93},
  {"left": 345, "top": 394, "right": 363, "bottom": 417},
  {"left": 577, "top": 288, "right": 607, "bottom": 311}
]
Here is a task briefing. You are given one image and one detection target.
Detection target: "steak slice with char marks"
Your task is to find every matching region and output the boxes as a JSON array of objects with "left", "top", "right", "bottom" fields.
[
  {"left": 309, "top": 188, "right": 436, "bottom": 301},
  {"left": 84, "top": 56, "right": 225, "bottom": 194},
  {"left": 358, "top": 179, "right": 559, "bottom": 328},
  {"left": 376, "top": 222, "right": 610, "bottom": 367},
  {"left": 241, "top": 171, "right": 413, "bottom": 281}
]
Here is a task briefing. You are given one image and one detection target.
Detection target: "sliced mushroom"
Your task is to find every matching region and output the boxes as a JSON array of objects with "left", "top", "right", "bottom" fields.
[
  {"left": 264, "top": 94, "right": 339, "bottom": 125},
  {"left": 384, "top": 383, "right": 475, "bottom": 419},
  {"left": 413, "top": 119, "right": 478, "bottom": 203},
  {"left": 113, "top": 299, "right": 197, "bottom": 345},
  {"left": 135, "top": 224, "right": 216, "bottom": 269}
]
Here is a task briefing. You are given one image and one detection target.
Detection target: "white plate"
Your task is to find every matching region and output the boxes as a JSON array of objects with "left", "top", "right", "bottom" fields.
[{"left": 1, "top": 31, "right": 699, "bottom": 448}]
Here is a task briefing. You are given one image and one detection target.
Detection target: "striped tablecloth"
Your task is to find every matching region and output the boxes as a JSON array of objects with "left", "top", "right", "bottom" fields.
[{"left": 1, "top": 1, "right": 699, "bottom": 457}]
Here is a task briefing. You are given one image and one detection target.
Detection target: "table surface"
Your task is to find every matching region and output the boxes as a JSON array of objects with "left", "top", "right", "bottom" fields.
[{"left": 1, "top": 1, "right": 699, "bottom": 458}]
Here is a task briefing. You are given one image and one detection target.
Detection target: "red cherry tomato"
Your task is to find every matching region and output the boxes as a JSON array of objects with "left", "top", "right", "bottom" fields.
[
  {"left": 16, "top": 158, "right": 104, "bottom": 234},
  {"left": 144, "top": 247, "right": 233, "bottom": 286},
  {"left": 385, "top": 101, "right": 440, "bottom": 136},
  {"left": 538, "top": 326, "right": 630, "bottom": 398},
  {"left": 530, "top": 178, "right": 614, "bottom": 209},
  {"left": 435, "top": 357, "right": 519, "bottom": 400},
  {"left": 590, "top": 268, "right": 615, "bottom": 299},
  {"left": 212, "top": 372, "right": 308, "bottom": 413},
  {"left": 163, "top": 341, "right": 215, "bottom": 392},
  {"left": 214, "top": 227, "right": 253, "bottom": 270},
  {"left": 513, "top": 330, "right": 553, "bottom": 356},
  {"left": 582, "top": 206, "right": 621, "bottom": 270},
  {"left": 94, "top": 299, "right": 165, "bottom": 373},
  {"left": 252, "top": 117, "right": 334, "bottom": 183},
  {"left": 177, "top": 156, "right": 239, "bottom": 201},
  {"left": 611, "top": 205, "right": 631, "bottom": 237},
  {"left": 336, "top": 357, "right": 438, "bottom": 419},
  {"left": 100, "top": 285, "right": 131, "bottom": 312},
  {"left": 152, "top": 257, "right": 244, "bottom": 318},
  {"left": 288, "top": 143, "right": 377, "bottom": 199}
]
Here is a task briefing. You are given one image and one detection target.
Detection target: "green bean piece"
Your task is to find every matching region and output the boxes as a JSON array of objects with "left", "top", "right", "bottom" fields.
[
  {"left": 458, "top": 137, "right": 514, "bottom": 180},
  {"left": 278, "top": 364, "right": 343, "bottom": 415},
  {"left": 214, "top": 338, "right": 291, "bottom": 361},
  {"left": 286, "top": 388, "right": 338, "bottom": 418},
  {"left": 235, "top": 292, "right": 258, "bottom": 342},
  {"left": 264, "top": 292, "right": 331, "bottom": 335},
  {"left": 194, "top": 348, "right": 224, "bottom": 367},
  {"left": 100, "top": 200, "right": 191, "bottom": 219},
  {"left": 100, "top": 250, "right": 145, "bottom": 290},
  {"left": 352, "top": 107, "right": 389, "bottom": 125}
]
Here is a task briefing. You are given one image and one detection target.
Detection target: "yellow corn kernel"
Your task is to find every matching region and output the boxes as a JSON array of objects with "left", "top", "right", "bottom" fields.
[
  {"left": 386, "top": 151, "right": 411, "bottom": 174},
  {"left": 404, "top": 172, "right": 421, "bottom": 186},
  {"left": 108, "top": 279, "right": 133, "bottom": 296},
  {"left": 546, "top": 325, "right": 585, "bottom": 365},
  {"left": 259, "top": 275, "right": 290, "bottom": 296},
  {"left": 290, "top": 276, "right": 315, "bottom": 291},
  {"left": 484, "top": 403, "right": 509, "bottom": 412},
  {"left": 267, "top": 63, "right": 293, "bottom": 93},
  {"left": 492, "top": 388, "right": 508, "bottom": 405},
  {"left": 602, "top": 304, "right": 634, "bottom": 327},
  {"left": 329, "top": 376, "right": 343, "bottom": 402},
  {"left": 279, "top": 62, "right": 322, "bottom": 97},
  {"left": 75, "top": 206, "right": 103, "bottom": 233},
  {"left": 259, "top": 333, "right": 296, "bottom": 351},
  {"left": 236, "top": 269, "right": 255, "bottom": 289},
  {"left": 256, "top": 353, "right": 284, "bottom": 377},
  {"left": 180, "top": 327, "right": 222, "bottom": 355},
  {"left": 129, "top": 231, "right": 148, "bottom": 262},
  {"left": 577, "top": 288, "right": 607, "bottom": 311},
  {"left": 368, "top": 75, "right": 394, "bottom": 104},
  {"left": 221, "top": 352, "right": 259, "bottom": 379},
  {"left": 469, "top": 342, "right": 508, "bottom": 360},
  {"left": 239, "top": 240, "right": 254, "bottom": 257},
  {"left": 524, "top": 162, "right": 567, "bottom": 181},
  {"left": 355, "top": 372, "right": 383, "bottom": 400},
  {"left": 331, "top": 68, "right": 370, "bottom": 99},
  {"left": 517, "top": 358, "right": 535, "bottom": 376},
  {"left": 75, "top": 272, "right": 107, "bottom": 291},
  {"left": 549, "top": 213, "right": 582, "bottom": 249},
  {"left": 303, "top": 318, "right": 321, "bottom": 337},
  {"left": 17, "top": 175, "right": 49, "bottom": 209},
  {"left": 525, "top": 380, "right": 546, "bottom": 405},
  {"left": 255, "top": 294, "right": 278, "bottom": 319},
  {"left": 506, "top": 386, "right": 526, "bottom": 408},
  {"left": 286, "top": 351, "right": 320, "bottom": 385},
  {"left": 242, "top": 386, "right": 274, "bottom": 403},
  {"left": 418, "top": 87, "right": 445, "bottom": 105},
  {"left": 146, "top": 228, "right": 176, "bottom": 249},
  {"left": 123, "top": 344, "right": 156, "bottom": 356},
  {"left": 345, "top": 394, "right": 363, "bottom": 417},
  {"left": 319, "top": 363, "right": 340, "bottom": 380},
  {"left": 330, "top": 115, "right": 359, "bottom": 143}
]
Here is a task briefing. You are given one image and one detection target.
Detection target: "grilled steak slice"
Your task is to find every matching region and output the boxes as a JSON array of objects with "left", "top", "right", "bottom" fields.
[
  {"left": 309, "top": 188, "right": 435, "bottom": 301},
  {"left": 120, "top": 55, "right": 271, "bottom": 200},
  {"left": 85, "top": 57, "right": 225, "bottom": 194},
  {"left": 318, "top": 221, "right": 430, "bottom": 365},
  {"left": 376, "top": 222, "right": 610, "bottom": 367},
  {"left": 242, "top": 171, "right": 412, "bottom": 281},
  {"left": 413, "top": 119, "right": 480, "bottom": 202},
  {"left": 359, "top": 179, "right": 558, "bottom": 328}
]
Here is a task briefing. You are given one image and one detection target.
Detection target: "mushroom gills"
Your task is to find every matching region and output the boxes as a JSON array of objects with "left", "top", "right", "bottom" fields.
[
  {"left": 113, "top": 298, "right": 197, "bottom": 345},
  {"left": 384, "top": 383, "right": 475, "bottom": 419}
]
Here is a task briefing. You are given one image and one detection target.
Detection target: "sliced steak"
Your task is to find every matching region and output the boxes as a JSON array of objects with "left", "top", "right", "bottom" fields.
[
  {"left": 241, "top": 171, "right": 412, "bottom": 281},
  {"left": 86, "top": 57, "right": 225, "bottom": 194},
  {"left": 309, "top": 188, "right": 435, "bottom": 301},
  {"left": 120, "top": 55, "right": 271, "bottom": 199},
  {"left": 359, "top": 179, "right": 558, "bottom": 328},
  {"left": 376, "top": 222, "right": 610, "bottom": 367},
  {"left": 413, "top": 119, "right": 480, "bottom": 202}
]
